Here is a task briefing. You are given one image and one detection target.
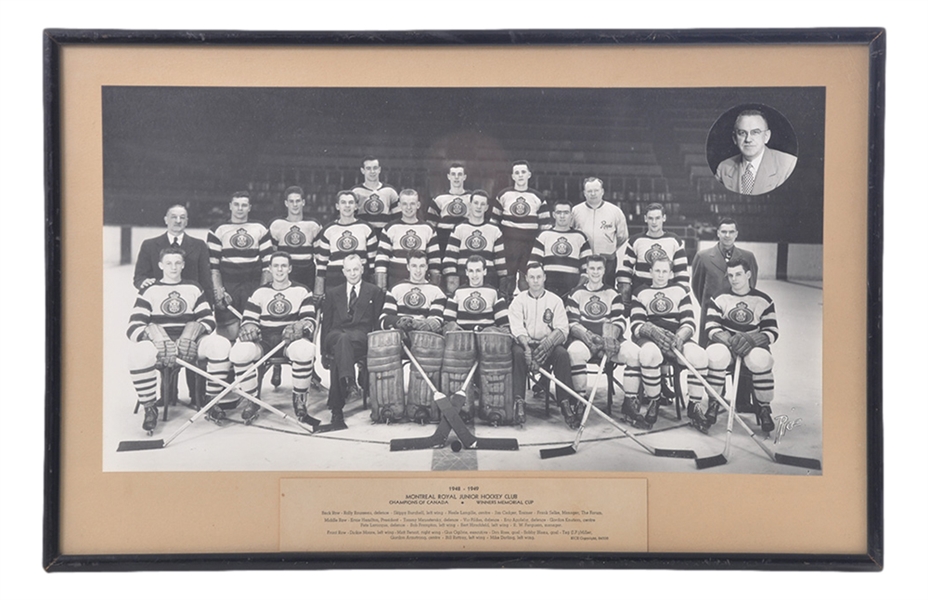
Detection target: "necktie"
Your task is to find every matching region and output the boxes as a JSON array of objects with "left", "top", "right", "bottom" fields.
[
  {"left": 348, "top": 286, "right": 357, "bottom": 313},
  {"left": 741, "top": 163, "right": 755, "bottom": 195},
  {"left": 171, "top": 237, "right": 179, "bottom": 248}
]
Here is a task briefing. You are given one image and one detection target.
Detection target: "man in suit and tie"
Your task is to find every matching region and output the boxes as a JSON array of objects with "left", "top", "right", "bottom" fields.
[
  {"left": 691, "top": 217, "right": 759, "bottom": 346},
  {"left": 318, "top": 253, "right": 387, "bottom": 431},
  {"left": 714, "top": 109, "right": 797, "bottom": 196},
  {"left": 133, "top": 204, "right": 212, "bottom": 296}
]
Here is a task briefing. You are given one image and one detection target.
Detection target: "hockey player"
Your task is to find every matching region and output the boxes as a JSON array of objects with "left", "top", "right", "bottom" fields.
[
  {"left": 374, "top": 189, "right": 441, "bottom": 290},
  {"left": 442, "top": 190, "right": 508, "bottom": 295},
  {"left": 510, "top": 262, "right": 578, "bottom": 429},
  {"left": 564, "top": 254, "right": 640, "bottom": 400},
  {"left": 493, "top": 160, "right": 551, "bottom": 293},
  {"left": 704, "top": 258, "right": 779, "bottom": 432},
  {"left": 352, "top": 155, "right": 400, "bottom": 234},
  {"left": 126, "top": 247, "right": 231, "bottom": 434},
  {"left": 530, "top": 200, "right": 592, "bottom": 298},
  {"left": 269, "top": 186, "right": 322, "bottom": 289},
  {"left": 426, "top": 162, "right": 472, "bottom": 251},
  {"left": 443, "top": 255, "right": 509, "bottom": 332},
  {"left": 617, "top": 203, "right": 689, "bottom": 305},
  {"left": 571, "top": 177, "right": 629, "bottom": 289},
  {"left": 314, "top": 190, "right": 378, "bottom": 297},
  {"left": 380, "top": 250, "right": 446, "bottom": 335},
  {"left": 627, "top": 257, "right": 710, "bottom": 432},
  {"left": 207, "top": 191, "right": 274, "bottom": 340},
  {"left": 223, "top": 252, "right": 317, "bottom": 425}
]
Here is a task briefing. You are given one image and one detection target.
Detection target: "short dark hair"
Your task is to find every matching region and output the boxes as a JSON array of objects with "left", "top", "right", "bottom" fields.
[
  {"left": 269, "top": 251, "right": 292, "bottom": 266},
  {"left": 553, "top": 199, "right": 572, "bottom": 210},
  {"left": 525, "top": 261, "right": 545, "bottom": 275},
  {"left": 361, "top": 155, "right": 379, "bottom": 168},
  {"left": 336, "top": 190, "right": 358, "bottom": 203},
  {"left": 406, "top": 250, "right": 428, "bottom": 263},
  {"left": 586, "top": 254, "right": 607, "bottom": 268},
  {"left": 650, "top": 256, "right": 672, "bottom": 269},
  {"left": 582, "top": 176, "right": 603, "bottom": 190},
  {"left": 231, "top": 191, "right": 251, "bottom": 201},
  {"left": 645, "top": 202, "right": 665, "bottom": 215},
  {"left": 471, "top": 189, "right": 489, "bottom": 200},
  {"left": 284, "top": 186, "right": 304, "bottom": 198},
  {"left": 449, "top": 162, "right": 465, "bottom": 171},
  {"left": 465, "top": 255, "right": 487, "bottom": 269},
  {"left": 159, "top": 247, "right": 186, "bottom": 261},
  {"left": 164, "top": 204, "right": 187, "bottom": 215},
  {"left": 727, "top": 257, "right": 752, "bottom": 273},
  {"left": 718, "top": 216, "right": 738, "bottom": 228},
  {"left": 511, "top": 159, "right": 531, "bottom": 171},
  {"left": 734, "top": 109, "right": 768, "bottom": 130}
]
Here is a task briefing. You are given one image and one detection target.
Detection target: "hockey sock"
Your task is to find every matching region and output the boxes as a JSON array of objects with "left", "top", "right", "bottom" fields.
[
  {"left": 641, "top": 365, "right": 661, "bottom": 400},
  {"left": 706, "top": 369, "right": 727, "bottom": 397},
  {"left": 623, "top": 365, "right": 641, "bottom": 397},
  {"left": 130, "top": 365, "right": 158, "bottom": 405},
  {"left": 206, "top": 357, "right": 235, "bottom": 408},
  {"left": 291, "top": 359, "right": 312, "bottom": 393},
  {"left": 753, "top": 369, "right": 774, "bottom": 404},
  {"left": 687, "top": 369, "right": 707, "bottom": 410},
  {"left": 570, "top": 363, "right": 587, "bottom": 392}
]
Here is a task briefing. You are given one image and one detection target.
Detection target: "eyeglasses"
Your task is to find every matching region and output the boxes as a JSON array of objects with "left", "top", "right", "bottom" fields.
[{"left": 734, "top": 129, "right": 767, "bottom": 139}]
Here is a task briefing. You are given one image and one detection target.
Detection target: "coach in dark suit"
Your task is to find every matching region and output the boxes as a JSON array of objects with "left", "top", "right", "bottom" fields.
[
  {"left": 133, "top": 204, "right": 212, "bottom": 297},
  {"left": 714, "top": 109, "right": 797, "bottom": 196},
  {"left": 319, "top": 253, "right": 387, "bottom": 430},
  {"left": 691, "top": 217, "right": 758, "bottom": 346}
]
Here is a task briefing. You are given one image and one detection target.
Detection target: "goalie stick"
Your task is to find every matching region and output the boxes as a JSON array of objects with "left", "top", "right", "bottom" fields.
[
  {"left": 694, "top": 357, "right": 742, "bottom": 469},
  {"left": 395, "top": 345, "right": 519, "bottom": 451},
  {"left": 534, "top": 365, "right": 696, "bottom": 459},
  {"left": 539, "top": 354, "right": 608, "bottom": 459},
  {"left": 116, "top": 340, "right": 287, "bottom": 452},
  {"left": 673, "top": 348, "right": 822, "bottom": 471},
  {"left": 390, "top": 362, "right": 478, "bottom": 451}
]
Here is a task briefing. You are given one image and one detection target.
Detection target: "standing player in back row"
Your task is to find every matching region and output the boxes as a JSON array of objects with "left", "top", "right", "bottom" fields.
[
  {"left": 208, "top": 191, "right": 274, "bottom": 340},
  {"left": 442, "top": 189, "right": 508, "bottom": 295},
  {"left": 374, "top": 189, "right": 442, "bottom": 290},
  {"left": 616, "top": 202, "right": 689, "bottom": 305},
  {"left": 269, "top": 186, "right": 322, "bottom": 290},
  {"left": 426, "top": 162, "right": 472, "bottom": 251},
  {"left": 352, "top": 155, "right": 400, "bottom": 235},
  {"left": 493, "top": 160, "right": 551, "bottom": 294},
  {"left": 530, "top": 199, "right": 592, "bottom": 297},
  {"left": 314, "top": 190, "right": 378, "bottom": 298}
]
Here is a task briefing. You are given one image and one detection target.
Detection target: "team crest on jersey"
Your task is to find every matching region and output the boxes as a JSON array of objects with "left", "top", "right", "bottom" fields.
[
  {"left": 268, "top": 293, "right": 293, "bottom": 317},
  {"left": 336, "top": 231, "right": 359, "bottom": 251},
  {"left": 584, "top": 295, "right": 607, "bottom": 318},
  {"left": 552, "top": 236, "right": 573, "bottom": 257},
  {"left": 231, "top": 228, "right": 255, "bottom": 249},
  {"left": 160, "top": 291, "right": 187, "bottom": 316},
  {"left": 463, "top": 291, "right": 487, "bottom": 313},
  {"left": 400, "top": 230, "right": 422, "bottom": 250},
  {"left": 649, "top": 292, "right": 673, "bottom": 315},
  {"left": 543, "top": 308, "right": 554, "bottom": 325},
  {"left": 403, "top": 287, "right": 426, "bottom": 309},
  {"left": 728, "top": 301, "right": 754, "bottom": 325},
  {"left": 448, "top": 197, "right": 467, "bottom": 217},
  {"left": 644, "top": 243, "right": 669, "bottom": 264},
  {"left": 364, "top": 193, "right": 384, "bottom": 214},
  {"left": 511, "top": 196, "right": 530, "bottom": 217},
  {"left": 465, "top": 230, "right": 487, "bottom": 251},
  {"left": 284, "top": 226, "right": 306, "bottom": 247}
]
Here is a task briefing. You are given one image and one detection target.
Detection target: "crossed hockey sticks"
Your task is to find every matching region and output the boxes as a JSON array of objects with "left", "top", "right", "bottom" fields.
[
  {"left": 391, "top": 346, "right": 519, "bottom": 451},
  {"left": 116, "top": 340, "right": 287, "bottom": 452},
  {"left": 534, "top": 365, "right": 697, "bottom": 459},
  {"left": 390, "top": 361, "right": 479, "bottom": 451},
  {"left": 694, "top": 357, "right": 742, "bottom": 470},
  {"left": 539, "top": 354, "right": 608, "bottom": 459},
  {"left": 673, "top": 349, "right": 822, "bottom": 471}
]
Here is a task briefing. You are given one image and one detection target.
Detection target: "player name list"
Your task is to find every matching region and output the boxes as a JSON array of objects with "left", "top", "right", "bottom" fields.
[{"left": 280, "top": 478, "right": 647, "bottom": 552}]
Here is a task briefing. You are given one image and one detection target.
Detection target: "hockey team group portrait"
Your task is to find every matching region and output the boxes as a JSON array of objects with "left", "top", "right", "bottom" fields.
[{"left": 101, "top": 86, "right": 824, "bottom": 474}]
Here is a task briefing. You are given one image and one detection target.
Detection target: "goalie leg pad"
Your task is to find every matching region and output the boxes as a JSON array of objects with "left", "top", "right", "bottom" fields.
[
  {"left": 366, "top": 330, "right": 406, "bottom": 423},
  {"left": 476, "top": 331, "right": 514, "bottom": 426},
  {"left": 406, "top": 331, "right": 444, "bottom": 423},
  {"left": 440, "top": 330, "right": 477, "bottom": 421}
]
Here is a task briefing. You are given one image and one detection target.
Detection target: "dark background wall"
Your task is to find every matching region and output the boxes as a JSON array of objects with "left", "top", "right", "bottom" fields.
[{"left": 103, "top": 86, "right": 824, "bottom": 244}]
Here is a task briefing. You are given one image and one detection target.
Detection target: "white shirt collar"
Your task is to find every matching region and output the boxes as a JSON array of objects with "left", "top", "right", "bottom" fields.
[
  {"left": 741, "top": 147, "right": 766, "bottom": 174},
  {"left": 167, "top": 232, "right": 185, "bottom": 245}
]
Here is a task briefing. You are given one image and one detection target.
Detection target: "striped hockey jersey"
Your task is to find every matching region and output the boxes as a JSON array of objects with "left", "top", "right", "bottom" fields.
[
  {"left": 530, "top": 228, "right": 592, "bottom": 295},
  {"left": 442, "top": 221, "right": 508, "bottom": 282},
  {"left": 269, "top": 218, "right": 322, "bottom": 283},
  {"left": 352, "top": 183, "right": 399, "bottom": 232},
  {"left": 705, "top": 288, "right": 779, "bottom": 345},
  {"left": 444, "top": 285, "right": 509, "bottom": 331},
  {"left": 315, "top": 220, "right": 378, "bottom": 282},
  {"left": 126, "top": 280, "right": 215, "bottom": 342},
  {"left": 492, "top": 187, "right": 551, "bottom": 233},
  {"left": 207, "top": 221, "right": 273, "bottom": 282},
  {"left": 374, "top": 219, "right": 441, "bottom": 285},
  {"left": 381, "top": 281, "right": 447, "bottom": 329},
  {"left": 618, "top": 231, "right": 690, "bottom": 291},
  {"left": 565, "top": 284, "right": 627, "bottom": 338},
  {"left": 629, "top": 283, "right": 696, "bottom": 338},
  {"left": 241, "top": 283, "right": 316, "bottom": 338}
]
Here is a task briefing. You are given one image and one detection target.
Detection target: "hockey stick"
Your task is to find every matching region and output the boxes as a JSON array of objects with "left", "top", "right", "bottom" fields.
[
  {"left": 402, "top": 345, "right": 519, "bottom": 451},
  {"left": 116, "top": 340, "right": 287, "bottom": 452},
  {"left": 534, "top": 365, "right": 696, "bottom": 459},
  {"left": 390, "top": 361, "right": 479, "bottom": 451},
  {"left": 673, "top": 349, "right": 822, "bottom": 470},
  {"left": 695, "top": 358, "right": 742, "bottom": 469},
  {"left": 176, "top": 357, "right": 320, "bottom": 434},
  {"left": 539, "top": 354, "right": 608, "bottom": 459}
]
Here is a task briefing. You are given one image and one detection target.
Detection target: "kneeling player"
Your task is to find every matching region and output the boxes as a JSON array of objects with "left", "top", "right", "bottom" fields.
[
  {"left": 628, "top": 257, "right": 710, "bottom": 432},
  {"left": 704, "top": 258, "right": 779, "bottom": 431},
  {"left": 126, "top": 247, "right": 231, "bottom": 434},
  {"left": 225, "top": 252, "right": 316, "bottom": 425},
  {"left": 565, "top": 254, "right": 640, "bottom": 400}
]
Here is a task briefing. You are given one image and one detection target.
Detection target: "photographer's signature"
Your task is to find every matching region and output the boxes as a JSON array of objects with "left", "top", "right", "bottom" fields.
[{"left": 773, "top": 415, "right": 802, "bottom": 444}]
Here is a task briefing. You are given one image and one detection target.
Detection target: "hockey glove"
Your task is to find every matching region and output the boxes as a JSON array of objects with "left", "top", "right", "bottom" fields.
[
  {"left": 408, "top": 318, "right": 431, "bottom": 331},
  {"left": 747, "top": 332, "right": 770, "bottom": 348},
  {"left": 154, "top": 339, "right": 178, "bottom": 368},
  {"left": 282, "top": 322, "right": 305, "bottom": 343},
  {"left": 176, "top": 321, "right": 205, "bottom": 362},
  {"left": 729, "top": 333, "right": 753, "bottom": 357},
  {"left": 395, "top": 316, "right": 414, "bottom": 331},
  {"left": 442, "top": 321, "right": 463, "bottom": 334},
  {"left": 238, "top": 322, "right": 261, "bottom": 343},
  {"left": 639, "top": 322, "right": 675, "bottom": 354},
  {"left": 214, "top": 287, "right": 233, "bottom": 309},
  {"left": 602, "top": 336, "right": 620, "bottom": 360}
]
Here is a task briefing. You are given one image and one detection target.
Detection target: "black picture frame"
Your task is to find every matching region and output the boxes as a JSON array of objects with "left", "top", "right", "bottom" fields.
[{"left": 43, "top": 27, "right": 884, "bottom": 572}]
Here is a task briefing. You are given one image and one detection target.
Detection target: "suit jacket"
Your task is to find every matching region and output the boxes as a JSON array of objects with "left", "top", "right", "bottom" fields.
[
  {"left": 133, "top": 233, "right": 212, "bottom": 297},
  {"left": 715, "top": 147, "right": 797, "bottom": 195},
  {"left": 691, "top": 243, "right": 758, "bottom": 346},
  {"left": 321, "top": 280, "right": 386, "bottom": 341}
]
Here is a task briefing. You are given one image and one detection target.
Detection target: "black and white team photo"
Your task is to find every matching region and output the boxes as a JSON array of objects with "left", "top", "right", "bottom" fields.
[{"left": 102, "top": 87, "right": 824, "bottom": 474}]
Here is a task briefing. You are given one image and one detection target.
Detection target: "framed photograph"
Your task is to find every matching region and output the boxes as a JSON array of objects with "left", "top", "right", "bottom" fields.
[{"left": 44, "top": 28, "right": 883, "bottom": 570}]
